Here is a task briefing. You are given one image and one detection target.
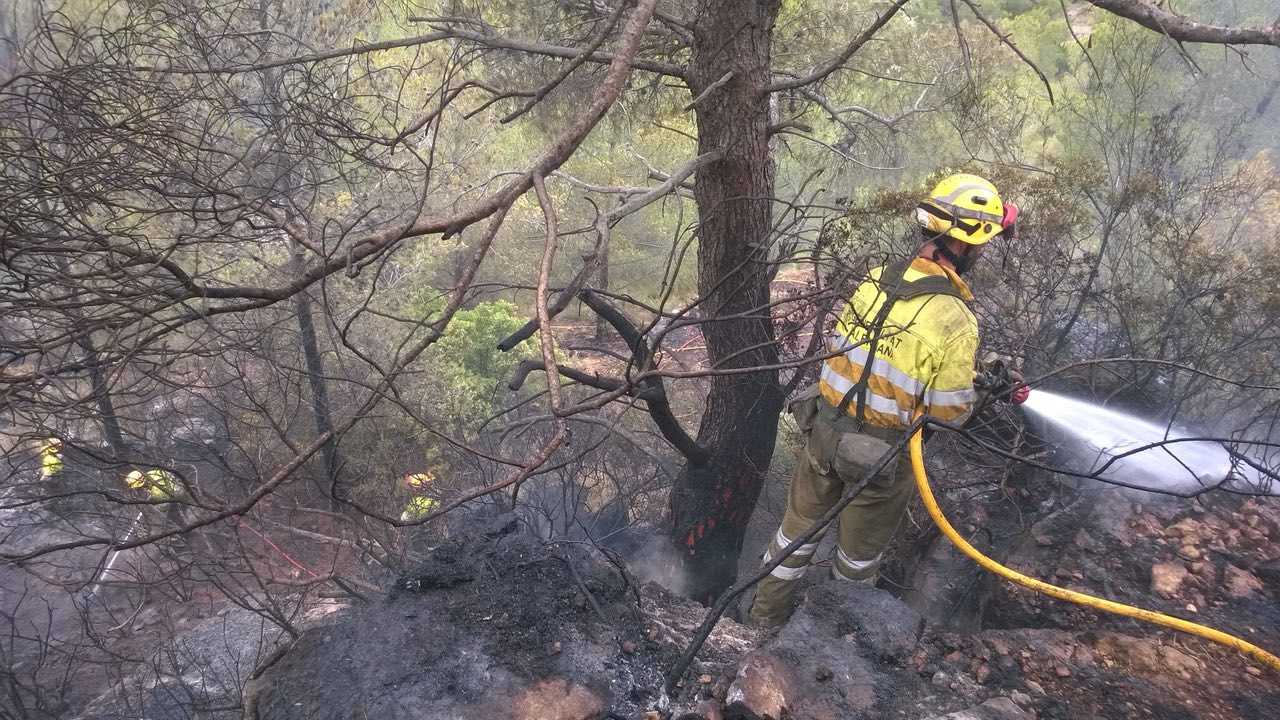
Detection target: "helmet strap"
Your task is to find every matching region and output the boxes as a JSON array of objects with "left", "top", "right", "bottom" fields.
[{"left": 930, "top": 235, "right": 977, "bottom": 275}]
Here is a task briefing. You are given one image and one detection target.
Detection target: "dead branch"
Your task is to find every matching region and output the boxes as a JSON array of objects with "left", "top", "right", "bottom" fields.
[
  {"left": 766, "top": 0, "right": 911, "bottom": 93},
  {"left": 958, "top": 0, "right": 1055, "bottom": 104},
  {"left": 1087, "top": 1, "right": 1280, "bottom": 47}
]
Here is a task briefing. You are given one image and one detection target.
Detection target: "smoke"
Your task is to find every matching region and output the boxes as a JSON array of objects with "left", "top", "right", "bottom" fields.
[{"left": 625, "top": 533, "right": 691, "bottom": 598}]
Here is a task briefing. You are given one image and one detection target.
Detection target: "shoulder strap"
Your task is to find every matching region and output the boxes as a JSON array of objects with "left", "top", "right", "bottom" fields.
[
  {"left": 835, "top": 261, "right": 909, "bottom": 427},
  {"left": 834, "top": 259, "right": 965, "bottom": 428},
  {"left": 894, "top": 273, "right": 964, "bottom": 300}
]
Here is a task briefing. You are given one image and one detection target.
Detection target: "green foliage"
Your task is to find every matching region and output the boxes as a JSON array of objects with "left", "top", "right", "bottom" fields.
[{"left": 416, "top": 300, "right": 539, "bottom": 428}]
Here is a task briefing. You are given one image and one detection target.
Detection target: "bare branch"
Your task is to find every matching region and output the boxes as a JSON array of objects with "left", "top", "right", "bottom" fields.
[
  {"left": 958, "top": 0, "right": 1055, "bottom": 104},
  {"left": 496, "top": 151, "right": 719, "bottom": 351},
  {"left": 766, "top": 0, "right": 911, "bottom": 93},
  {"left": 500, "top": 0, "right": 627, "bottom": 123},
  {"left": 1088, "top": 0, "right": 1280, "bottom": 47},
  {"left": 416, "top": 24, "right": 688, "bottom": 80},
  {"left": 683, "top": 70, "right": 734, "bottom": 111}
]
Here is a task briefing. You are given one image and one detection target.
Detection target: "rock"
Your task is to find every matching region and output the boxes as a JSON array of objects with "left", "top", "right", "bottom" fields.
[
  {"left": 1166, "top": 517, "right": 1206, "bottom": 539},
  {"left": 1176, "top": 545, "right": 1201, "bottom": 561},
  {"left": 1224, "top": 565, "right": 1264, "bottom": 599},
  {"left": 1158, "top": 645, "right": 1202, "bottom": 675},
  {"left": 1150, "top": 562, "right": 1188, "bottom": 598},
  {"left": 818, "top": 581, "right": 924, "bottom": 664},
  {"left": 1094, "top": 634, "right": 1201, "bottom": 677},
  {"left": 725, "top": 653, "right": 793, "bottom": 720},
  {"left": 1073, "top": 529, "right": 1106, "bottom": 554},
  {"left": 921, "top": 696, "right": 1035, "bottom": 720},
  {"left": 1095, "top": 635, "right": 1160, "bottom": 674},
  {"left": 1255, "top": 559, "right": 1280, "bottom": 587},
  {"left": 510, "top": 679, "right": 604, "bottom": 720},
  {"left": 1146, "top": 501, "right": 1182, "bottom": 523},
  {"left": 726, "top": 581, "right": 902, "bottom": 719},
  {"left": 682, "top": 701, "right": 724, "bottom": 720},
  {"left": 1131, "top": 514, "right": 1164, "bottom": 536},
  {"left": 1009, "top": 690, "right": 1034, "bottom": 708}
]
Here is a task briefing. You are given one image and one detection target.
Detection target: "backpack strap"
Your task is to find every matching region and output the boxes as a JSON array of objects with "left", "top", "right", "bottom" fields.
[{"left": 833, "top": 259, "right": 966, "bottom": 429}]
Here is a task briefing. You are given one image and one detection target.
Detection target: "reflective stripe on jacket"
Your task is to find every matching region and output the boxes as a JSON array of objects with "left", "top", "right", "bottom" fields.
[{"left": 818, "top": 258, "right": 979, "bottom": 429}]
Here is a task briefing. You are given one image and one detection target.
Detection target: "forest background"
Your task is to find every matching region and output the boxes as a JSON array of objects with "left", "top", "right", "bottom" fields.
[{"left": 2, "top": 0, "right": 1280, "bottom": 714}]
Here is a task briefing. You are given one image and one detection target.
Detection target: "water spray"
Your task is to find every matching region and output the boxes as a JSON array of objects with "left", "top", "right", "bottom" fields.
[{"left": 1020, "top": 390, "right": 1276, "bottom": 497}]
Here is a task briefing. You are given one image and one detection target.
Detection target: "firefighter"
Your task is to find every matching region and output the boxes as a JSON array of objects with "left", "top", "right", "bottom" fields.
[
  {"left": 400, "top": 471, "right": 440, "bottom": 522},
  {"left": 749, "top": 173, "right": 1030, "bottom": 628},
  {"left": 125, "top": 466, "right": 190, "bottom": 546},
  {"left": 125, "top": 468, "right": 184, "bottom": 502},
  {"left": 39, "top": 438, "right": 63, "bottom": 480}
]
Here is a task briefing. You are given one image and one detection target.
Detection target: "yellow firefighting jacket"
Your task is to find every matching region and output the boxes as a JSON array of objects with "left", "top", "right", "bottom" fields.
[
  {"left": 144, "top": 470, "right": 182, "bottom": 501},
  {"left": 400, "top": 495, "right": 439, "bottom": 522},
  {"left": 818, "top": 258, "right": 979, "bottom": 429},
  {"left": 127, "top": 469, "right": 183, "bottom": 501},
  {"left": 40, "top": 444, "right": 63, "bottom": 479}
]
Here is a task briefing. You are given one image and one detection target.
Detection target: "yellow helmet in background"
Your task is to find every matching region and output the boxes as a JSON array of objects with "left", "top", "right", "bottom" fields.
[
  {"left": 125, "top": 470, "right": 146, "bottom": 489},
  {"left": 916, "top": 173, "right": 1009, "bottom": 245},
  {"left": 405, "top": 472, "right": 435, "bottom": 489},
  {"left": 43, "top": 438, "right": 63, "bottom": 452}
]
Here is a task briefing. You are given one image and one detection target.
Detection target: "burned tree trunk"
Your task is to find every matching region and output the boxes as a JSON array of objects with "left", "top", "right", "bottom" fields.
[
  {"left": 672, "top": 0, "right": 785, "bottom": 602},
  {"left": 291, "top": 245, "right": 343, "bottom": 509}
]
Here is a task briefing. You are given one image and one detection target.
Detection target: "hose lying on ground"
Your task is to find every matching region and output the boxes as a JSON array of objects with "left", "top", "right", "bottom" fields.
[{"left": 909, "top": 426, "right": 1280, "bottom": 674}]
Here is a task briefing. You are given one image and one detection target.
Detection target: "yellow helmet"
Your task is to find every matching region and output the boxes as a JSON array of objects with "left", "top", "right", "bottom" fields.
[
  {"left": 405, "top": 472, "right": 435, "bottom": 488},
  {"left": 915, "top": 173, "right": 1010, "bottom": 245},
  {"left": 125, "top": 470, "right": 146, "bottom": 489},
  {"left": 43, "top": 438, "right": 63, "bottom": 451}
]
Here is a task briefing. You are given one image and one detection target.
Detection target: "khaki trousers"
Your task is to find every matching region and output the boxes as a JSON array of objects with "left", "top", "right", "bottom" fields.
[{"left": 748, "top": 417, "right": 915, "bottom": 627}]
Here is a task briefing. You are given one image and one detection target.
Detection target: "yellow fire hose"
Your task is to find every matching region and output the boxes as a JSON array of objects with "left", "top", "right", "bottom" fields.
[{"left": 908, "top": 427, "right": 1280, "bottom": 674}]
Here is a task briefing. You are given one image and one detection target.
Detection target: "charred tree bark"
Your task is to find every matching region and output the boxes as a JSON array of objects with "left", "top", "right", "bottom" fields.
[
  {"left": 257, "top": 0, "right": 341, "bottom": 509},
  {"left": 673, "top": 0, "right": 785, "bottom": 603},
  {"left": 291, "top": 246, "right": 342, "bottom": 510},
  {"left": 75, "top": 336, "right": 127, "bottom": 457}
]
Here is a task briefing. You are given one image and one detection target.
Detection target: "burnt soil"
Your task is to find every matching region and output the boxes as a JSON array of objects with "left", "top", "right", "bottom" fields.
[{"left": 246, "top": 513, "right": 759, "bottom": 719}]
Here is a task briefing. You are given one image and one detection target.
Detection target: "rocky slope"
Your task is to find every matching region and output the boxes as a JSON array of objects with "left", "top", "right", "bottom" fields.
[{"left": 249, "top": 490, "right": 1279, "bottom": 720}]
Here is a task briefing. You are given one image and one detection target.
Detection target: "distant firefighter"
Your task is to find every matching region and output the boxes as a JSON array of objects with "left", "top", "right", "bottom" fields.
[
  {"left": 39, "top": 438, "right": 63, "bottom": 479},
  {"left": 125, "top": 468, "right": 184, "bottom": 502},
  {"left": 400, "top": 471, "right": 440, "bottom": 522}
]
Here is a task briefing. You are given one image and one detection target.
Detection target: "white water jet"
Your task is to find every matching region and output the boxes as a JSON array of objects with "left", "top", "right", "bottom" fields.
[{"left": 1020, "top": 390, "right": 1276, "bottom": 497}]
